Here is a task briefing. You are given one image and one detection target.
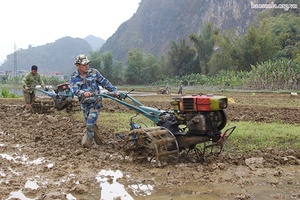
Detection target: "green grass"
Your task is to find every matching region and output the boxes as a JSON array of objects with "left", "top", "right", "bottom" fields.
[{"left": 225, "top": 121, "right": 300, "bottom": 152}]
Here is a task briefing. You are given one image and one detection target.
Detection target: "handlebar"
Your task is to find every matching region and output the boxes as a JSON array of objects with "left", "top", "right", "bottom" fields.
[
  {"left": 102, "top": 89, "right": 135, "bottom": 100},
  {"left": 102, "top": 92, "right": 120, "bottom": 98},
  {"left": 85, "top": 89, "right": 164, "bottom": 124}
]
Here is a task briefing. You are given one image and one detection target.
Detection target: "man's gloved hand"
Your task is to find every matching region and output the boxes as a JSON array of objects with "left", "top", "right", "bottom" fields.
[
  {"left": 118, "top": 92, "right": 127, "bottom": 100},
  {"left": 81, "top": 91, "right": 98, "bottom": 104}
]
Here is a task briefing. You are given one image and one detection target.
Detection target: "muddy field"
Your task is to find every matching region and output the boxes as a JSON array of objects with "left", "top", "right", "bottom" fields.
[{"left": 0, "top": 92, "right": 300, "bottom": 200}]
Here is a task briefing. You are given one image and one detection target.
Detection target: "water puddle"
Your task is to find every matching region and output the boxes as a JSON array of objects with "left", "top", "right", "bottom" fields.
[{"left": 95, "top": 169, "right": 153, "bottom": 199}]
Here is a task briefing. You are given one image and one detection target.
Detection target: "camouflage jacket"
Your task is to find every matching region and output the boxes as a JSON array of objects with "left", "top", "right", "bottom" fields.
[
  {"left": 69, "top": 68, "right": 117, "bottom": 105},
  {"left": 22, "top": 72, "right": 45, "bottom": 93}
]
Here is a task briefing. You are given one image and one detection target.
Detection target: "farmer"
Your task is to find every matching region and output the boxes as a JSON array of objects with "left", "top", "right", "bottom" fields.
[
  {"left": 21, "top": 65, "right": 45, "bottom": 110},
  {"left": 166, "top": 83, "right": 171, "bottom": 94},
  {"left": 177, "top": 84, "right": 183, "bottom": 95},
  {"left": 69, "top": 54, "right": 119, "bottom": 148}
]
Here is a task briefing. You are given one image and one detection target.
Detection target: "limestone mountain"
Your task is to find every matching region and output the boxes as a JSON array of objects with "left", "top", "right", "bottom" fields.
[
  {"left": 84, "top": 35, "right": 105, "bottom": 51},
  {"left": 99, "top": 0, "right": 268, "bottom": 62}
]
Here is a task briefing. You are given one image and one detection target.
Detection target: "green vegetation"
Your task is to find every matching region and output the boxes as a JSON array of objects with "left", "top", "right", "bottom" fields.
[
  {"left": 0, "top": 88, "right": 19, "bottom": 98},
  {"left": 225, "top": 121, "right": 300, "bottom": 152},
  {"left": 247, "top": 59, "right": 300, "bottom": 90},
  {"left": 86, "top": 10, "right": 299, "bottom": 91}
]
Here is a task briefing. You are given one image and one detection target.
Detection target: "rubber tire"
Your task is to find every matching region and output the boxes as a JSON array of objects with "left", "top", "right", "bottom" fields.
[{"left": 217, "top": 110, "right": 227, "bottom": 131}]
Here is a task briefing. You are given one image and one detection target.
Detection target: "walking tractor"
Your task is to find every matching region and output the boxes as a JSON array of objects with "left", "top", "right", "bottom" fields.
[
  {"left": 32, "top": 83, "right": 80, "bottom": 113},
  {"left": 101, "top": 90, "right": 236, "bottom": 163}
]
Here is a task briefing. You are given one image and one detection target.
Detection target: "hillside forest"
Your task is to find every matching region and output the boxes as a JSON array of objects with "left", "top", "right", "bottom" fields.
[
  {"left": 88, "top": 8, "right": 299, "bottom": 91},
  {"left": 1, "top": 6, "right": 299, "bottom": 92}
]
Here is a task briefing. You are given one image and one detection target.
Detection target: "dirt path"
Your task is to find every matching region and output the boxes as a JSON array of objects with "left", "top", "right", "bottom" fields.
[{"left": 0, "top": 93, "right": 300, "bottom": 199}]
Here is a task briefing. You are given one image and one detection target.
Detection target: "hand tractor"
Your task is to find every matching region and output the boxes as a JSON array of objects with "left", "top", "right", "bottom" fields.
[
  {"left": 101, "top": 90, "right": 236, "bottom": 163},
  {"left": 31, "top": 82, "right": 81, "bottom": 114}
]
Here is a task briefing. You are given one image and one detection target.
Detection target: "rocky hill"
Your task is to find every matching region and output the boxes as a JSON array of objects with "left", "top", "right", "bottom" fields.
[
  {"left": 84, "top": 35, "right": 105, "bottom": 51},
  {"left": 99, "top": 0, "right": 267, "bottom": 62}
]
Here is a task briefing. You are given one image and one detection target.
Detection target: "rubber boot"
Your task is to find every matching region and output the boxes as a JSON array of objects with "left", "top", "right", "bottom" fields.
[
  {"left": 81, "top": 132, "right": 93, "bottom": 148},
  {"left": 93, "top": 124, "right": 103, "bottom": 145}
]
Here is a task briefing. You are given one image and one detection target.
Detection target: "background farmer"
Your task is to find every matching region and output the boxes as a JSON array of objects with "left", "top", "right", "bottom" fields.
[
  {"left": 70, "top": 54, "right": 119, "bottom": 148},
  {"left": 166, "top": 83, "right": 171, "bottom": 94},
  {"left": 178, "top": 83, "right": 183, "bottom": 95},
  {"left": 21, "top": 65, "right": 45, "bottom": 110}
]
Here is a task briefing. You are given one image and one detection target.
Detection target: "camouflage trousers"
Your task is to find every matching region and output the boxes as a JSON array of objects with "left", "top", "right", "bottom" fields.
[{"left": 82, "top": 103, "right": 101, "bottom": 139}]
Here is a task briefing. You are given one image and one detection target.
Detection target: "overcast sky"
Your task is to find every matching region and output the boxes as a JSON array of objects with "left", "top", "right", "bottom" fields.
[{"left": 0, "top": 0, "right": 141, "bottom": 64}]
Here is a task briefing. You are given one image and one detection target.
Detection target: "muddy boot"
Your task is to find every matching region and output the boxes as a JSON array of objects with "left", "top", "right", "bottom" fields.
[
  {"left": 81, "top": 133, "right": 93, "bottom": 148},
  {"left": 23, "top": 104, "right": 31, "bottom": 113},
  {"left": 23, "top": 107, "right": 32, "bottom": 113},
  {"left": 94, "top": 124, "right": 103, "bottom": 145}
]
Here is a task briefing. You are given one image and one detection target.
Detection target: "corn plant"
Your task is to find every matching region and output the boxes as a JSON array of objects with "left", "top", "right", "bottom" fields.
[{"left": 246, "top": 59, "right": 299, "bottom": 90}]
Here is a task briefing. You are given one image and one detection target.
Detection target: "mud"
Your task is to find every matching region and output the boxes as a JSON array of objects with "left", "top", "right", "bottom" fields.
[{"left": 0, "top": 92, "right": 300, "bottom": 200}]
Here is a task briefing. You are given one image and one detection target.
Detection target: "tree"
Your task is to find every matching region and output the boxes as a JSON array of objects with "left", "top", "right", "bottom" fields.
[
  {"left": 101, "top": 51, "right": 113, "bottom": 81},
  {"left": 210, "top": 23, "right": 277, "bottom": 72},
  {"left": 165, "top": 39, "right": 197, "bottom": 77},
  {"left": 142, "top": 53, "right": 161, "bottom": 84},
  {"left": 113, "top": 61, "right": 124, "bottom": 84},
  {"left": 189, "top": 22, "right": 218, "bottom": 75},
  {"left": 209, "top": 30, "right": 242, "bottom": 74},
  {"left": 125, "top": 49, "right": 145, "bottom": 85},
  {"left": 271, "top": 14, "right": 300, "bottom": 60},
  {"left": 240, "top": 27, "right": 262, "bottom": 71},
  {"left": 125, "top": 49, "right": 162, "bottom": 85},
  {"left": 89, "top": 51, "right": 102, "bottom": 71}
]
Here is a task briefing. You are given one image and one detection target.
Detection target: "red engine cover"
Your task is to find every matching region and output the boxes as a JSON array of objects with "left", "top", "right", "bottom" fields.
[{"left": 180, "top": 95, "right": 212, "bottom": 112}]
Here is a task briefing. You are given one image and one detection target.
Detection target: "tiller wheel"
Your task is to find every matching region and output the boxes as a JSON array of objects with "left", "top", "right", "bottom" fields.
[
  {"left": 31, "top": 96, "right": 55, "bottom": 114},
  {"left": 122, "top": 126, "right": 179, "bottom": 163}
]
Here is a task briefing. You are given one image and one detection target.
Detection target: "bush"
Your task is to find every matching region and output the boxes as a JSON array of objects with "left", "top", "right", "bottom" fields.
[{"left": 0, "top": 88, "right": 19, "bottom": 98}]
